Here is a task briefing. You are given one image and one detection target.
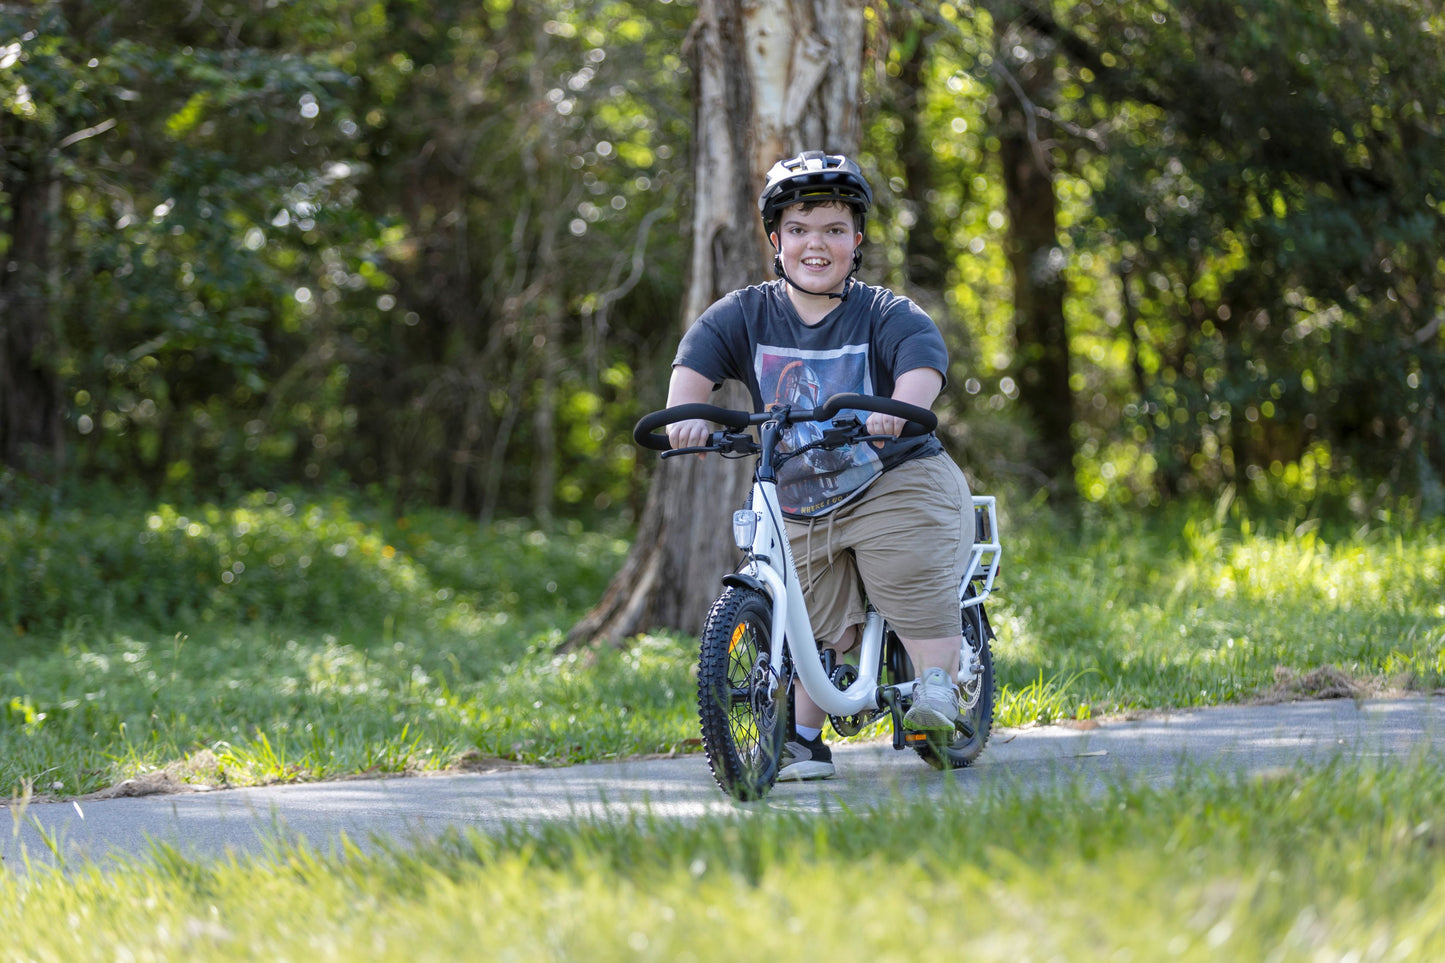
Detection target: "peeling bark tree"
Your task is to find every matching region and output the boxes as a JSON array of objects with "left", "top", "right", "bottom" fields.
[{"left": 564, "top": 0, "right": 866, "bottom": 648}]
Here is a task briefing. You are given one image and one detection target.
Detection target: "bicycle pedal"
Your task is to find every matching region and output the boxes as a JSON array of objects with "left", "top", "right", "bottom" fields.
[{"left": 903, "top": 728, "right": 952, "bottom": 748}]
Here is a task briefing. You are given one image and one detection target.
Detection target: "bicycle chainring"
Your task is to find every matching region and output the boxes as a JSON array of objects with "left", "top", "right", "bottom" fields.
[{"left": 826, "top": 663, "right": 883, "bottom": 736}]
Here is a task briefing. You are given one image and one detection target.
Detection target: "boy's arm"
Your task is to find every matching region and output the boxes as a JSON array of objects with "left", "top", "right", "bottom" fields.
[
  {"left": 664, "top": 365, "right": 719, "bottom": 450},
  {"left": 867, "top": 367, "right": 944, "bottom": 442}
]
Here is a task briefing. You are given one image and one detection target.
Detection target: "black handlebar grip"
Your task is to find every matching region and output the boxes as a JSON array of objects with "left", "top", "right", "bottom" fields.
[
  {"left": 633, "top": 403, "right": 752, "bottom": 451},
  {"left": 633, "top": 394, "right": 936, "bottom": 451},
  {"left": 812, "top": 393, "right": 938, "bottom": 435}
]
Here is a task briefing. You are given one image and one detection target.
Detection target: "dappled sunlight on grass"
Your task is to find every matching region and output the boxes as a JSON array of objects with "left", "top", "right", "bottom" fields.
[
  {"left": 0, "top": 489, "right": 634, "bottom": 793},
  {"left": 0, "top": 491, "right": 630, "bottom": 641},
  {"left": 990, "top": 502, "right": 1445, "bottom": 716},
  {"left": 467, "top": 633, "right": 699, "bottom": 766},
  {"left": 5, "top": 759, "right": 1444, "bottom": 960},
  {"left": 996, "top": 668, "right": 1097, "bottom": 727},
  {"left": 3, "top": 485, "right": 1442, "bottom": 795}
]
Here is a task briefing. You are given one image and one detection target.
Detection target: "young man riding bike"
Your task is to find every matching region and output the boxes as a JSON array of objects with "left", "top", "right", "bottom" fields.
[{"left": 665, "top": 150, "right": 975, "bottom": 780}]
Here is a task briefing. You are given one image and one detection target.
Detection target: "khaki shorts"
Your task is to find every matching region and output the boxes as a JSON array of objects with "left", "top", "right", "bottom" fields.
[{"left": 784, "top": 453, "right": 974, "bottom": 645}]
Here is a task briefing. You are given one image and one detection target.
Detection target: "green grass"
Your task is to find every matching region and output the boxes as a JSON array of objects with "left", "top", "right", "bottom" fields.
[
  {"left": 3, "top": 484, "right": 1444, "bottom": 958},
  {"left": 993, "top": 495, "right": 1445, "bottom": 723},
  {"left": 5, "top": 757, "right": 1443, "bottom": 960},
  {"left": 2, "top": 486, "right": 1442, "bottom": 796},
  {"left": 1, "top": 492, "right": 697, "bottom": 795}
]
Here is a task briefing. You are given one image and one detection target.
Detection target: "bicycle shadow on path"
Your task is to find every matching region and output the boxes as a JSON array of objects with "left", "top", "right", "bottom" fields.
[{"left": 5, "top": 696, "right": 1442, "bottom": 873}]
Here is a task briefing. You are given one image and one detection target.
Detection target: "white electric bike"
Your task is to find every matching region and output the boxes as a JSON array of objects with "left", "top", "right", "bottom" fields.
[{"left": 635, "top": 393, "right": 1002, "bottom": 801}]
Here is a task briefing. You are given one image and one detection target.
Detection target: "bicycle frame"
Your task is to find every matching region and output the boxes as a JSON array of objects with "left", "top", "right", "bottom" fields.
[
  {"left": 726, "top": 415, "right": 1002, "bottom": 720},
  {"left": 635, "top": 391, "right": 1003, "bottom": 779}
]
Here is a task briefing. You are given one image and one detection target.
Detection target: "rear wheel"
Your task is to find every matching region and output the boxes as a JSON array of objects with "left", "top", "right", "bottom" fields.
[
  {"left": 696, "top": 587, "right": 789, "bottom": 800},
  {"left": 912, "top": 584, "right": 995, "bottom": 770}
]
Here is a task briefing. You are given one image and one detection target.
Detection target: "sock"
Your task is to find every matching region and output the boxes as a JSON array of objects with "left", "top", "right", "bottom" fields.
[{"left": 794, "top": 724, "right": 822, "bottom": 742}]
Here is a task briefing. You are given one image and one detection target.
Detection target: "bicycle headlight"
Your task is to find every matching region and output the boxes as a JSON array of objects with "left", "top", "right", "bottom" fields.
[{"left": 732, "top": 510, "right": 759, "bottom": 551}]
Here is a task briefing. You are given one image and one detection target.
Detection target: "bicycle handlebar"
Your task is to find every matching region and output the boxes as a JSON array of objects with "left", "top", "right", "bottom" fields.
[{"left": 633, "top": 392, "right": 938, "bottom": 452}]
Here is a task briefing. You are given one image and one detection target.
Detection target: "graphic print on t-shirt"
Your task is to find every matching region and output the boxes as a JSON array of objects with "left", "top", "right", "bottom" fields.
[{"left": 756, "top": 343, "right": 883, "bottom": 517}]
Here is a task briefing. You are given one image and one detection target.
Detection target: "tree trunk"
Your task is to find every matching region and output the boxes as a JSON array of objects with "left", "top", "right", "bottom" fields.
[
  {"left": 564, "top": 0, "right": 866, "bottom": 649},
  {"left": 0, "top": 137, "right": 63, "bottom": 478},
  {"left": 997, "top": 47, "right": 1077, "bottom": 504},
  {"left": 530, "top": 217, "right": 564, "bottom": 530},
  {"left": 889, "top": 12, "right": 947, "bottom": 298}
]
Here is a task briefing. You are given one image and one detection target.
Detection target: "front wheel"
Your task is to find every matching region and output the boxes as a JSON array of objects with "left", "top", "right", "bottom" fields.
[
  {"left": 913, "top": 584, "right": 995, "bottom": 771},
  {"left": 697, "top": 587, "right": 790, "bottom": 800}
]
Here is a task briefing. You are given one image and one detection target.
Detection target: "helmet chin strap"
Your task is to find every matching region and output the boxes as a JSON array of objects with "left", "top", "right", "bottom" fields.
[{"left": 772, "top": 250, "right": 862, "bottom": 301}]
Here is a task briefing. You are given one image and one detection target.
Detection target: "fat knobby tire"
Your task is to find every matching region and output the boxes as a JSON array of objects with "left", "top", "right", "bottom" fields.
[{"left": 696, "top": 587, "right": 788, "bottom": 801}]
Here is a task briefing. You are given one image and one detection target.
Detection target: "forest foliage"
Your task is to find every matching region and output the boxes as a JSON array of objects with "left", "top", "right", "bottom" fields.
[{"left": 2, "top": 0, "right": 1442, "bottom": 522}]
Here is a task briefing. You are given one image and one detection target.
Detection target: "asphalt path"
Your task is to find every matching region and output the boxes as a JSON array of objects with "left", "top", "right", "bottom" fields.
[{"left": 5, "top": 695, "right": 1442, "bottom": 874}]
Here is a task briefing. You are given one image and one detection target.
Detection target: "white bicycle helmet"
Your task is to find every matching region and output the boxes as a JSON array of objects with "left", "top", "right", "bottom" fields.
[
  {"left": 758, "top": 151, "right": 873, "bottom": 297},
  {"left": 758, "top": 150, "right": 873, "bottom": 236}
]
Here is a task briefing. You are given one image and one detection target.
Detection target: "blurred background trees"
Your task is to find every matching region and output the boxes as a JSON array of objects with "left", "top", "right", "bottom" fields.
[
  {"left": 3, "top": 0, "right": 692, "bottom": 523},
  {"left": 3, "top": 0, "right": 1442, "bottom": 528}
]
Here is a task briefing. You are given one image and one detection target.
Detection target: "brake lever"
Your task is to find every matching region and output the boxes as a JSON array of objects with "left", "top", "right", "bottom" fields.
[
  {"left": 660, "top": 430, "right": 757, "bottom": 459},
  {"left": 818, "top": 421, "right": 895, "bottom": 448},
  {"left": 716, "top": 432, "right": 760, "bottom": 455},
  {"left": 818, "top": 416, "right": 863, "bottom": 447}
]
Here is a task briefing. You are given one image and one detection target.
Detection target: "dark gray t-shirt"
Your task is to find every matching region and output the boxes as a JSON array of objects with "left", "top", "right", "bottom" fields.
[{"left": 674, "top": 279, "right": 948, "bottom": 517}]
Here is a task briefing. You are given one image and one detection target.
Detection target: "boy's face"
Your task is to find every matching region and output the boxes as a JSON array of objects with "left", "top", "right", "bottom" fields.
[{"left": 772, "top": 201, "right": 861, "bottom": 296}]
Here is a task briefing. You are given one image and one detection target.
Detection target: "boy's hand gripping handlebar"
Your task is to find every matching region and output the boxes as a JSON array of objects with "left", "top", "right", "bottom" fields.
[{"left": 633, "top": 392, "right": 938, "bottom": 452}]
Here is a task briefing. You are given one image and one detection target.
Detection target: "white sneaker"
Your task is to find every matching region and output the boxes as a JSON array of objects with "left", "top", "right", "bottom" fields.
[
  {"left": 903, "top": 667, "right": 960, "bottom": 732},
  {"left": 776, "top": 734, "right": 835, "bottom": 781}
]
